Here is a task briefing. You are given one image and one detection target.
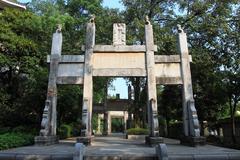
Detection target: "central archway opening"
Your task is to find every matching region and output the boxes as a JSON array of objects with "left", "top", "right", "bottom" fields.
[{"left": 92, "top": 77, "right": 149, "bottom": 136}]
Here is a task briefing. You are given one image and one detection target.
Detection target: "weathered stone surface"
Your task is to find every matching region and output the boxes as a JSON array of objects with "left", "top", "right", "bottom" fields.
[
  {"left": 85, "top": 156, "right": 120, "bottom": 160},
  {"left": 180, "top": 136, "right": 206, "bottom": 147},
  {"left": 93, "top": 68, "right": 146, "bottom": 77},
  {"left": 51, "top": 155, "right": 72, "bottom": 160},
  {"left": 16, "top": 155, "right": 51, "bottom": 160},
  {"left": 34, "top": 136, "right": 58, "bottom": 146},
  {"left": 145, "top": 23, "right": 159, "bottom": 137},
  {"left": 41, "top": 22, "right": 203, "bottom": 152},
  {"left": 47, "top": 55, "right": 85, "bottom": 63},
  {"left": 168, "top": 155, "right": 193, "bottom": 160},
  {"left": 1, "top": 137, "right": 240, "bottom": 160},
  {"left": 81, "top": 22, "right": 95, "bottom": 138},
  {"left": 113, "top": 23, "right": 126, "bottom": 46},
  {"left": 187, "top": 100, "right": 200, "bottom": 137},
  {"left": 39, "top": 100, "right": 51, "bottom": 136},
  {"left": 76, "top": 137, "right": 93, "bottom": 146},
  {"left": 156, "top": 77, "right": 182, "bottom": 85},
  {"left": 0, "top": 153, "right": 15, "bottom": 160},
  {"left": 37, "top": 29, "right": 62, "bottom": 144},
  {"left": 178, "top": 25, "right": 201, "bottom": 138},
  {"left": 145, "top": 136, "right": 164, "bottom": 147},
  {"left": 56, "top": 77, "right": 83, "bottom": 85},
  {"left": 126, "top": 135, "right": 147, "bottom": 141},
  {"left": 73, "top": 143, "right": 85, "bottom": 160},
  {"left": 57, "top": 63, "right": 84, "bottom": 77},
  {"left": 82, "top": 45, "right": 158, "bottom": 52},
  {"left": 155, "top": 63, "right": 181, "bottom": 79},
  {"left": 154, "top": 55, "right": 192, "bottom": 63},
  {"left": 156, "top": 144, "right": 168, "bottom": 160},
  {"left": 194, "top": 154, "right": 228, "bottom": 160},
  {"left": 93, "top": 52, "right": 145, "bottom": 69}
]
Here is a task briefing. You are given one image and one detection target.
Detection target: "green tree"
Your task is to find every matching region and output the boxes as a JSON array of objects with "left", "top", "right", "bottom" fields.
[
  {"left": 0, "top": 9, "right": 42, "bottom": 127},
  {"left": 122, "top": 0, "right": 240, "bottom": 138}
]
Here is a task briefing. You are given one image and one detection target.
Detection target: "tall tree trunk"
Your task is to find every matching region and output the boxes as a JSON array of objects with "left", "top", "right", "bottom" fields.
[
  {"left": 132, "top": 77, "right": 141, "bottom": 127},
  {"left": 229, "top": 96, "right": 236, "bottom": 144}
]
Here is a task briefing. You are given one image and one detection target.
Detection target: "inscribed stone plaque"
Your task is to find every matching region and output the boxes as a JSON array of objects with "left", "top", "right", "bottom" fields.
[{"left": 113, "top": 23, "right": 126, "bottom": 45}]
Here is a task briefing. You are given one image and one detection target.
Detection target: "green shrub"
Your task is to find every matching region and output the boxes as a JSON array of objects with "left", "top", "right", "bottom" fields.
[
  {"left": 70, "top": 122, "right": 81, "bottom": 137},
  {"left": 0, "top": 133, "right": 34, "bottom": 150},
  {"left": 127, "top": 128, "right": 149, "bottom": 135},
  {"left": 0, "top": 127, "right": 10, "bottom": 134},
  {"left": 58, "top": 124, "right": 73, "bottom": 139},
  {"left": 0, "top": 126, "right": 37, "bottom": 135}
]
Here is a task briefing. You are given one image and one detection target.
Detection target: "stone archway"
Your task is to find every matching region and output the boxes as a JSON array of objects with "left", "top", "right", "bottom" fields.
[{"left": 35, "top": 17, "right": 205, "bottom": 146}]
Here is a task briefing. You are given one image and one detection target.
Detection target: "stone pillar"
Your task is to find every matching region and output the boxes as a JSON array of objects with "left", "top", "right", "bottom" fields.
[
  {"left": 144, "top": 18, "right": 159, "bottom": 137},
  {"left": 127, "top": 85, "right": 132, "bottom": 129},
  {"left": 107, "top": 111, "right": 111, "bottom": 134},
  {"left": 96, "top": 114, "right": 101, "bottom": 134},
  {"left": 103, "top": 84, "right": 108, "bottom": 136},
  {"left": 177, "top": 25, "right": 205, "bottom": 146},
  {"left": 123, "top": 111, "right": 128, "bottom": 132},
  {"left": 35, "top": 26, "right": 62, "bottom": 145},
  {"left": 78, "top": 19, "right": 95, "bottom": 145},
  {"left": 103, "top": 111, "right": 108, "bottom": 135},
  {"left": 144, "top": 17, "right": 163, "bottom": 146}
]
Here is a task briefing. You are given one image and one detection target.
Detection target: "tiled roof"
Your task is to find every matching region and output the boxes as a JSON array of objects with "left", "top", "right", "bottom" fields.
[{"left": 0, "top": 0, "right": 26, "bottom": 10}]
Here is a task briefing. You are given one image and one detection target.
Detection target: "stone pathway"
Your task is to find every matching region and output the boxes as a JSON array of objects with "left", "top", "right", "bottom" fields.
[{"left": 0, "top": 135, "right": 240, "bottom": 160}]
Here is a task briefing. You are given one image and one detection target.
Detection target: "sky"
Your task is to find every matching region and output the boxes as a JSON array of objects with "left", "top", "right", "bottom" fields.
[
  {"left": 18, "top": 0, "right": 124, "bottom": 10},
  {"left": 18, "top": 0, "right": 128, "bottom": 99}
]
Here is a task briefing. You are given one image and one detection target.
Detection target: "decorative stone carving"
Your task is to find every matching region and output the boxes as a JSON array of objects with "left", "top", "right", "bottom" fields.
[
  {"left": 89, "top": 14, "right": 95, "bottom": 23},
  {"left": 188, "top": 100, "right": 200, "bottom": 137},
  {"left": 39, "top": 100, "right": 51, "bottom": 136},
  {"left": 56, "top": 24, "right": 62, "bottom": 33},
  {"left": 113, "top": 23, "right": 126, "bottom": 45},
  {"left": 145, "top": 15, "right": 151, "bottom": 25},
  {"left": 150, "top": 99, "right": 159, "bottom": 136},
  {"left": 81, "top": 98, "right": 89, "bottom": 136},
  {"left": 177, "top": 24, "right": 184, "bottom": 33},
  {"left": 35, "top": 25, "right": 62, "bottom": 145}
]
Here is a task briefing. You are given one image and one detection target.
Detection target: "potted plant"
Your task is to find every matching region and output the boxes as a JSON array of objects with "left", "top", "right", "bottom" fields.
[{"left": 126, "top": 128, "right": 149, "bottom": 140}]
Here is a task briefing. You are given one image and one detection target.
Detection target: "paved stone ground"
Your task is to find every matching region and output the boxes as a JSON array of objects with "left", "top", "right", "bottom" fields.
[{"left": 0, "top": 134, "right": 240, "bottom": 160}]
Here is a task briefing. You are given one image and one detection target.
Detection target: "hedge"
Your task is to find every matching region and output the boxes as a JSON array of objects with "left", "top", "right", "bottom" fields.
[
  {"left": 0, "top": 133, "right": 34, "bottom": 150},
  {"left": 127, "top": 128, "right": 149, "bottom": 135},
  {"left": 58, "top": 124, "right": 73, "bottom": 139}
]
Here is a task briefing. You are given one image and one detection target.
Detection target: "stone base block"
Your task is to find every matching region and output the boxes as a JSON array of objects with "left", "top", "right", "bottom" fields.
[
  {"left": 145, "top": 136, "right": 164, "bottom": 146},
  {"left": 34, "top": 136, "right": 58, "bottom": 146},
  {"left": 180, "top": 136, "right": 206, "bottom": 147},
  {"left": 76, "top": 136, "right": 93, "bottom": 146}
]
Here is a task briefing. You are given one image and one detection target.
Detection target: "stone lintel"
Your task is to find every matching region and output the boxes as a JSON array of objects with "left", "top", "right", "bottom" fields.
[
  {"left": 47, "top": 55, "right": 84, "bottom": 63},
  {"left": 155, "top": 55, "right": 192, "bottom": 63},
  {"left": 81, "top": 45, "right": 158, "bottom": 52},
  {"left": 47, "top": 54, "right": 191, "bottom": 63},
  {"left": 156, "top": 77, "right": 182, "bottom": 85},
  {"left": 92, "top": 68, "right": 147, "bottom": 77},
  {"left": 57, "top": 76, "right": 83, "bottom": 84}
]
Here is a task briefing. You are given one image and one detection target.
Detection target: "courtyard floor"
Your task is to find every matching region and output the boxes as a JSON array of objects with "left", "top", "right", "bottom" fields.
[{"left": 0, "top": 134, "right": 240, "bottom": 160}]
